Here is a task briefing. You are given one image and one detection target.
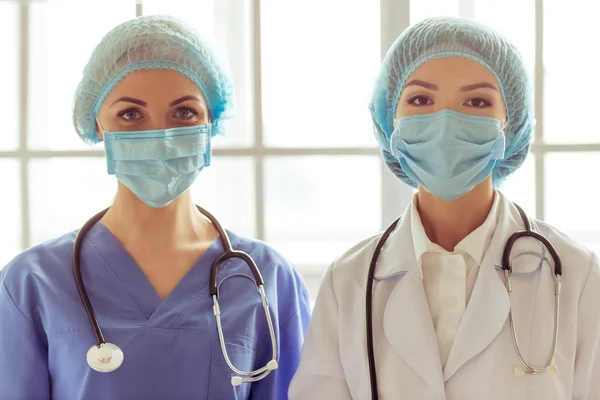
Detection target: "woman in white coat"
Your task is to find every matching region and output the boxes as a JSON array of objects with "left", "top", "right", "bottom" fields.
[{"left": 289, "top": 17, "right": 600, "bottom": 400}]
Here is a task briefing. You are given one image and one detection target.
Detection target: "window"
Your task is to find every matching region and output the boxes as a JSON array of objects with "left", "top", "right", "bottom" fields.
[
  {"left": 1, "top": 0, "right": 598, "bottom": 300},
  {"left": 0, "top": 2, "right": 22, "bottom": 268},
  {"left": 0, "top": 2, "right": 19, "bottom": 152},
  {"left": 0, "top": 160, "right": 20, "bottom": 268},
  {"left": 28, "top": 1, "right": 134, "bottom": 150}
]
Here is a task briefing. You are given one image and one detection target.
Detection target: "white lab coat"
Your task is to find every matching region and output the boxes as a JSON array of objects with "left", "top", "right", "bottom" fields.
[{"left": 289, "top": 193, "right": 600, "bottom": 399}]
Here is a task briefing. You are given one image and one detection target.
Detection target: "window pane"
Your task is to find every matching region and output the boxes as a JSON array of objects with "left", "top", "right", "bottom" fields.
[
  {"left": 189, "top": 157, "right": 256, "bottom": 237},
  {"left": 261, "top": 0, "right": 380, "bottom": 148},
  {"left": 142, "top": 0, "right": 216, "bottom": 39},
  {"left": 474, "top": 0, "right": 535, "bottom": 73},
  {"left": 0, "top": 160, "right": 21, "bottom": 268},
  {"left": 498, "top": 153, "right": 536, "bottom": 218},
  {"left": 0, "top": 3, "right": 19, "bottom": 150},
  {"left": 545, "top": 153, "right": 600, "bottom": 253},
  {"left": 29, "top": 157, "right": 254, "bottom": 246},
  {"left": 29, "top": 158, "right": 115, "bottom": 246},
  {"left": 411, "top": 0, "right": 458, "bottom": 23},
  {"left": 544, "top": 3, "right": 599, "bottom": 143},
  {"left": 264, "top": 156, "right": 381, "bottom": 267},
  {"left": 142, "top": 0, "right": 253, "bottom": 148},
  {"left": 28, "top": 1, "right": 135, "bottom": 150}
]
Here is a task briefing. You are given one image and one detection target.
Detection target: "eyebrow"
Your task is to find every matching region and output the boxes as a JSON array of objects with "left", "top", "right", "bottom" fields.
[
  {"left": 169, "top": 95, "right": 203, "bottom": 106},
  {"left": 405, "top": 79, "right": 438, "bottom": 90},
  {"left": 460, "top": 82, "right": 499, "bottom": 92},
  {"left": 111, "top": 96, "right": 147, "bottom": 107},
  {"left": 404, "top": 80, "right": 499, "bottom": 92},
  {"left": 110, "top": 95, "right": 204, "bottom": 108}
]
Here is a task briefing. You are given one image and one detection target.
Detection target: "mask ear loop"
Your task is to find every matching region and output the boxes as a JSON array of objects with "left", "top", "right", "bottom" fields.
[{"left": 95, "top": 118, "right": 106, "bottom": 140}]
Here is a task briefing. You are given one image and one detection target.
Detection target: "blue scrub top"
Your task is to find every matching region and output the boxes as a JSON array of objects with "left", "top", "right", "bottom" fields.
[{"left": 0, "top": 222, "right": 311, "bottom": 399}]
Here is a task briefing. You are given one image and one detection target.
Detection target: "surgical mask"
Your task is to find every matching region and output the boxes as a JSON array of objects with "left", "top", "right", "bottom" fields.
[
  {"left": 389, "top": 109, "right": 505, "bottom": 201},
  {"left": 103, "top": 124, "right": 211, "bottom": 208}
]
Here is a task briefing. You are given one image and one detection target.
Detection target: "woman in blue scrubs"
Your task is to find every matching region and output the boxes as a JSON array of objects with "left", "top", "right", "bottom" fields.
[{"left": 0, "top": 15, "right": 310, "bottom": 399}]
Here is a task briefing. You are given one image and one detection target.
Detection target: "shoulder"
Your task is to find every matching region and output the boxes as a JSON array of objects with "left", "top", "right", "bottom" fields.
[
  {"left": 227, "top": 230, "right": 301, "bottom": 280},
  {"left": 1, "top": 230, "right": 78, "bottom": 312},
  {"left": 226, "top": 230, "right": 310, "bottom": 308},
  {"left": 229, "top": 231, "right": 291, "bottom": 266},
  {"left": 298, "top": 233, "right": 385, "bottom": 308},
  {"left": 535, "top": 219, "right": 591, "bottom": 250},
  {"left": 534, "top": 219, "right": 596, "bottom": 270},
  {"left": 328, "top": 233, "right": 382, "bottom": 284},
  {"left": 533, "top": 219, "right": 598, "bottom": 294}
]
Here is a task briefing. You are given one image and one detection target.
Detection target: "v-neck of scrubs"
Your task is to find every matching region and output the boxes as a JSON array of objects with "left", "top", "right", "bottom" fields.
[{"left": 88, "top": 222, "right": 225, "bottom": 328}]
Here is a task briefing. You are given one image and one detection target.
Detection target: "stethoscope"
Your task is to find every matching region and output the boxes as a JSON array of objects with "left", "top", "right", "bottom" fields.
[
  {"left": 365, "top": 203, "right": 562, "bottom": 399},
  {"left": 73, "top": 205, "right": 279, "bottom": 386}
]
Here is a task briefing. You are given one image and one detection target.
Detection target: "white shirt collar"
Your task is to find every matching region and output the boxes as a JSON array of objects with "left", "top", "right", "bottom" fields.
[{"left": 410, "top": 190, "right": 501, "bottom": 277}]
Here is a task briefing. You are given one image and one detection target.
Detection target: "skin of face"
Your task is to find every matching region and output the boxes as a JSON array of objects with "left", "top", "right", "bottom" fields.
[
  {"left": 95, "top": 68, "right": 210, "bottom": 207},
  {"left": 394, "top": 56, "right": 508, "bottom": 198},
  {"left": 394, "top": 57, "right": 509, "bottom": 249},
  {"left": 395, "top": 56, "right": 507, "bottom": 124},
  {"left": 96, "top": 68, "right": 209, "bottom": 136}
]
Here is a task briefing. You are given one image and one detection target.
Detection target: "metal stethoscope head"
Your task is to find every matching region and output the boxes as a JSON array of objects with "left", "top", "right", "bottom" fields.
[
  {"left": 72, "top": 207, "right": 124, "bottom": 373},
  {"left": 73, "top": 206, "right": 278, "bottom": 384}
]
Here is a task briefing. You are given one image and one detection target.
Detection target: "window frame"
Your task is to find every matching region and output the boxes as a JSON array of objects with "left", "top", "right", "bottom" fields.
[{"left": 1, "top": 0, "right": 595, "bottom": 288}]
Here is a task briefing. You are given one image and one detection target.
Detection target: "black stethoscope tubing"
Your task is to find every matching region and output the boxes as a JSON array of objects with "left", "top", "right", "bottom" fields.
[{"left": 72, "top": 205, "right": 266, "bottom": 348}]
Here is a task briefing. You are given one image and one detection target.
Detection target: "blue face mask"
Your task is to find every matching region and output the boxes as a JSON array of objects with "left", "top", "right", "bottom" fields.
[
  {"left": 103, "top": 124, "right": 211, "bottom": 208},
  {"left": 389, "top": 109, "right": 505, "bottom": 201}
]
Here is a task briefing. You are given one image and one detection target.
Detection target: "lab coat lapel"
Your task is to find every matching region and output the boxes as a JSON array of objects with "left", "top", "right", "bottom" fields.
[
  {"left": 443, "top": 193, "right": 520, "bottom": 381},
  {"left": 381, "top": 213, "right": 445, "bottom": 393}
]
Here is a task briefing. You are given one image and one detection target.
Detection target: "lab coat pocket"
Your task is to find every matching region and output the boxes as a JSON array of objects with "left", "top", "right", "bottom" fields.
[{"left": 208, "top": 338, "right": 255, "bottom": 400}]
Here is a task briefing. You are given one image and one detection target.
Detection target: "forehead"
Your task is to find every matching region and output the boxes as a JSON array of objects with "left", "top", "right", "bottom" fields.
[
  {"left": 102, "top": 69, "right": 205, "bottom": 104},
  {"left": 405, "top": 57, "right": 499, "bottom": 87}
]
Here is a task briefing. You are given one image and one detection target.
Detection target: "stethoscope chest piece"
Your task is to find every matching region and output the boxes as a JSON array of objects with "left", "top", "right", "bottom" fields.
[
  {"left": 86, "top": 342, "right": 124, "bottom": 373},
  {"left": 513, "top": 364, "right": 558, "bottom": 377}
]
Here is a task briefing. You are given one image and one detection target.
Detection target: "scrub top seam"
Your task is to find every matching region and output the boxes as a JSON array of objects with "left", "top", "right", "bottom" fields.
[
  {"left": 88, "top": 237, "right": 148, "bottom": 321},
  {"left": 277, "top": 281, "right": 310, "bottom": 331},
  {"left": 578, "top": 252, "right": 598, "bottom": 305},
  {"left": 1, "top": 279, "right": 35, "bottom": 325},
  {"left": 279, "top": 309, "right": 301, "bottom": 331}
]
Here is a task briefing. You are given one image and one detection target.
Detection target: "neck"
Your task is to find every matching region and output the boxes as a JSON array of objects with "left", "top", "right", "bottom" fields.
[
  {"left": 416, "top": 178, "right": 495, "bottom": 252},
  {"left": 101, "top": 185, "right": 216, "bottom": 251}
]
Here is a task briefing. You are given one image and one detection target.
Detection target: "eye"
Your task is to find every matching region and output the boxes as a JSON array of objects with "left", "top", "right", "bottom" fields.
[
  {"left": 465, "top": 98, "right": 492, "bottom": 108},
  {"left": 117, "top": 109, "right": 143, "bottom": 121},
  {"left": 407, "top": 95, "right": 433, "bottom": 106},
  {"left": 173, "top": 106, "right": 199, "bottom": 120}
]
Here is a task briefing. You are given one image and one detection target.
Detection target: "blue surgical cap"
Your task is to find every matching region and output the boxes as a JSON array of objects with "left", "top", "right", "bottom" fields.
[
  {"left": 370, "top": 17, "right": 534, "bottom": 188},
  {"left": 72, "top": 15, "right": 234, "bottom": 144}
]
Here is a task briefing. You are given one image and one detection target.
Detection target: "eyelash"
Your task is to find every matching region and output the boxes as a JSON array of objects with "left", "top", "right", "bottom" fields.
[
  {"left": 117, "top": 108, "right": 143, "bottom": 121},
  {"left": 406, "top": 95, "right": 433, "bottom": 106},
  {"left": 174, "top": 107, "right": 200, "bottom": 119},
  {"left": 117, "top": 106, "right": 200, "bottom": 121},
  {"left": 406, "top": 95, "right": 492, "bottom": 108}
]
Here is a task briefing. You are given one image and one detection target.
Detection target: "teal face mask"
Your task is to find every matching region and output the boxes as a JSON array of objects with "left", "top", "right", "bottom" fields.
[
  {"left": 103, "top": 124, "right": 211, "bottom": 208},
  {"left": 390, "top": 110, "right": 505, "bottom": 201}
]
